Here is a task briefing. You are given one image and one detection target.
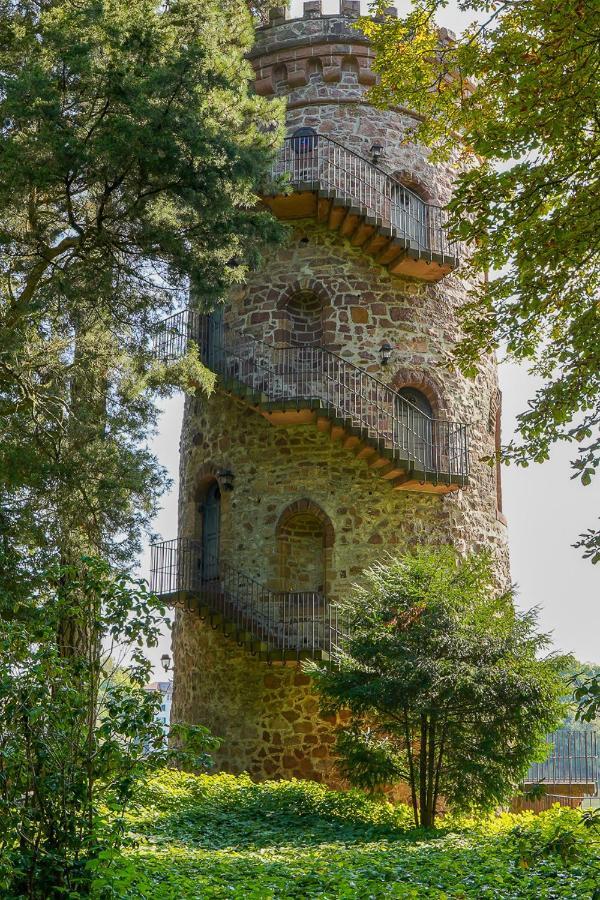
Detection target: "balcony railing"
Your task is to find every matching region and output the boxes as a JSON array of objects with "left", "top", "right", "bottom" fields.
[
  {"left": 269, "top": 134, "right": 457, "bottom": 263},
  {"left": 150, "top": 538, "right": 346, "bottom": 662},
  {"left": 154, "top": 310, "right": 469, "bottom": 483}
]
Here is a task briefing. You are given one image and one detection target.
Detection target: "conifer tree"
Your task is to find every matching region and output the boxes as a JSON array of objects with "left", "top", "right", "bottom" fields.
[{"left": 0, "top": 0, "right": 284, "bottom": 571}]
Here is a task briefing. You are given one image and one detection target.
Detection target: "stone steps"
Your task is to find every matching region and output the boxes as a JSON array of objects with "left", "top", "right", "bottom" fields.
[
  {"left": 227, "top": 391, "right": 465, "bottom": 494},
  {"left": 262, "top": 186, "right": 457, "bottom": 283}
]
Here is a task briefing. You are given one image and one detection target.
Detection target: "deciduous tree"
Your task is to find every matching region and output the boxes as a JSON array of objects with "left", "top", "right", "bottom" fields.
[{"left": 361, "top": 0, "right": 600, "bottom": 560}]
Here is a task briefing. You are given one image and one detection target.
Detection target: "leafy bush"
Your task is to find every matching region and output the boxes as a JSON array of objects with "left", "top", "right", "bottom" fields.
[
  {"left": 95, "top": 769, "right": 600, "bottom": 899},
  {"left": 0, "top": 553, "right": 218, "bottom": 898}
]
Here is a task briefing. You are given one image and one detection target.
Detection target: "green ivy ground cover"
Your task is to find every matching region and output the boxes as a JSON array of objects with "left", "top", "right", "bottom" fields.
[{"left": 99, "top": 770, "right": 600, "bottom": 898}]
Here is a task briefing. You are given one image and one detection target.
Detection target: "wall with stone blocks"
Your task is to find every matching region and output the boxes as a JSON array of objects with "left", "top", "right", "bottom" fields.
[{"left": 172, "top": 610, "right": 348, "bottom": 785}]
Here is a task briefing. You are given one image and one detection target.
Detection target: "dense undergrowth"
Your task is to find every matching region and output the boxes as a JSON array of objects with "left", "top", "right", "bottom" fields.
[{"left": 96, "top": 770, "right": 600, "bottom": 898}]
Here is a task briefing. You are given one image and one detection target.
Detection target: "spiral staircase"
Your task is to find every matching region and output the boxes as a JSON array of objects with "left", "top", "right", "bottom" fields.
[
  {"left": 264, "top": 134, "right": 459, "bottom": 283},
  {"left": 155, "top": 310, "right": 469, "bottom": 493}
]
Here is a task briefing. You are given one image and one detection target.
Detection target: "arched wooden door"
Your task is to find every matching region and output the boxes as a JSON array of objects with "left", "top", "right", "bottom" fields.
[{"left": 201, "top": 481, "right": 221, "bottom": 581}]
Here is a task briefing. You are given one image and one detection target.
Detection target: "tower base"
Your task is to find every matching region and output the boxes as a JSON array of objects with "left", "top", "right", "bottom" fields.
[{"left": 171, "top": 608, "right": 347, "bottom": 786}]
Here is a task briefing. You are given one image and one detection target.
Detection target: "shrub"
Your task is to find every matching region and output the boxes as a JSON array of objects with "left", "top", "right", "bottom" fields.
[{"left": 308, "top": 548, "right": 570, "bottom": 827}]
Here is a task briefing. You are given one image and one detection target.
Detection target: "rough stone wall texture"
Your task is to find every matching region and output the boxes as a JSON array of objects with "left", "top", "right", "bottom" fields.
[
  {"left": 172, "top": 611, "right": 349, "bottom": 784},
  {"left": 170, "top": 11, "right": 510, "bottom": 788}
]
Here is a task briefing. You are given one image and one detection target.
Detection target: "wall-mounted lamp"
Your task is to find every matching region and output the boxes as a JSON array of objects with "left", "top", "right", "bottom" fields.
[
  {"left": 161, "top": 653, "right": 173, "bottom": 674},
  {"left": 217, "top": 469, "right": 235, "bottom": 491},
  {"left": 379, "top": 341, "right": 393, "bottom": 366},
  {"left": 370, "top": 142, "right": 384, "bottom": 165}
]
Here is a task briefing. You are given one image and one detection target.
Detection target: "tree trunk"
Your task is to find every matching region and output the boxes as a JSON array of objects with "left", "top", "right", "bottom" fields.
[
  {"left": 426, "top": 713, "right": 437, "bottom": 827},
  {"left": 419, "top": 714, "right": 428, "bottom": 827},
  {"left": 403, "top": 707, "right": 419, "bottom": 827},
  {"left": 57, "top": 325, "right": 109, "bottom": 658}
]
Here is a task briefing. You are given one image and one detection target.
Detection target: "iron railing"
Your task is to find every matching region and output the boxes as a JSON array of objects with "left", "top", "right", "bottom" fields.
[
  {"left": 514, "top": 728, "right": 599, "bottom": 812},
  {"left": 154, "top": 310, "right": 469, "bottom": 482},
  {"left": 525, "top": 729, "right": 599, "bottom": 787},
  {"left": 150, "top": 537, "right": 346, "bottom": 661},
  {"left": 269, "top": 134, "right": 457, "bottom": 262}
]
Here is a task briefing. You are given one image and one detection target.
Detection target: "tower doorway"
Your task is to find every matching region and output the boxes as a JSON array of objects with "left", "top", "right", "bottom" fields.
[
  {"left": 396, "top": 387, "right": 434, "bottom": 470},
  {"left": 391, "top": 184, "right": 428, "bottom": 251},
  {"left": 201, "top": 480, "right": 221, "bottom": 580}
]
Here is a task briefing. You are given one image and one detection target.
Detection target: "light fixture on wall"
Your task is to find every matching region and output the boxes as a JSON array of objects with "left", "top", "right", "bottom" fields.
[
  {"left": 161, "top": 653, "right": 173, "bottom": 674},
  {"left": 379, "top": 341, "right": 393, "bottom": 366},
  {"left": 217, "top": 469, "right": 235, "bottom": 491},
  {"left": 370, "top": 142, "right": 384, "bottom": 165}
]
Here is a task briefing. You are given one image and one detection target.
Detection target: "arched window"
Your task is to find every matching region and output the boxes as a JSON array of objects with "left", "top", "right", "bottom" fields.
[
  {"left": 200, "top": 480, "right": 220, "bottom": 581},
  {"left": 390, "top": 182, "right": 429, "bottom": 251},
  {"left": 396, "top": 387, "right": 434, "bottom": 471},
  {"left": 291, "top": 127, "right": 318, "bottom": 181},
  {"left": 276, "top": 501, "right": 333, "bottom": 594}
]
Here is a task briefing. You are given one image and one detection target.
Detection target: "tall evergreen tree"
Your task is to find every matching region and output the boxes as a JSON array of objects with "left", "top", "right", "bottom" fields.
[
  {"left": 309, "top": 549, "right": 568, "bottom": 827},
  {"left": 0, "top": 0, "right": 284, "bottom": 569}
]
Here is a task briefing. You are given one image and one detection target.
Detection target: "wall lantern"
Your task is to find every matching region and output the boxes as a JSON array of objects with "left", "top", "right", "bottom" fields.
[
  {"left": 379, "top": 341, "right": 393, "bottom": 366},
  {"left": 218, "top": 469, "right": 235, "bottom": 491},
  {"left": 161, "top": 653, "right": 172, "bottom": 674},
  {"left": 370, "top": 142, "right": 384, "bottom": 165}
]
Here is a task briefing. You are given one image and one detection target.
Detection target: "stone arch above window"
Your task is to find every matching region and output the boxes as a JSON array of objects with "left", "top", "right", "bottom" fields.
[
  {"left": 276, "top": 500, "right": 334, "bottom": 547},
  {"left": 397, "top": 387, "right": 433, "bottom": 419},
  {"left": 391, "top": 368, "right": 445, "bottom": 418},
  {"left": 392, "top": 170, "right": 434, "bottom": 203}
]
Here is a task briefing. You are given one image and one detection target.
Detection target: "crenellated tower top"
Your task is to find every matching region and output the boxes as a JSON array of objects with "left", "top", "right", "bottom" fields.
[{"left": 250, "top": 2, "right": 392, "bottom": 97}]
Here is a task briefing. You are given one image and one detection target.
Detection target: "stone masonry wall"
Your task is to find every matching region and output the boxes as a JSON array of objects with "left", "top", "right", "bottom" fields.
[{"left": 172, "top": 611, "right": 348, "bottom": 785}]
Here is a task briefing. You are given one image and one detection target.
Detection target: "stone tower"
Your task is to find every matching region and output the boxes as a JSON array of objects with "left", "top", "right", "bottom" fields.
[{"left": 151, "top": 2, "right": 510, "bottom": 787}]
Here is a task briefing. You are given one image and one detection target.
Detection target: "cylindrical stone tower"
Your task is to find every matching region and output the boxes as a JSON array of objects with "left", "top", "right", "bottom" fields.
[{"left": 160, "top": 3, "right": 510, "bottom": 787}]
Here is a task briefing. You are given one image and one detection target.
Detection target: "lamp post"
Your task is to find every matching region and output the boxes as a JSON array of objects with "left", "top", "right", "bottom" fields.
[{"left": 161, "top": 653, "right": 173, "bottom": 674}]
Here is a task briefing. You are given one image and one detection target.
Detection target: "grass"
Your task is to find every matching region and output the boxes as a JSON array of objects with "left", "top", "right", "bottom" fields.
[{"left": 98, "top": 770, "right": 600, "bottom": 898}]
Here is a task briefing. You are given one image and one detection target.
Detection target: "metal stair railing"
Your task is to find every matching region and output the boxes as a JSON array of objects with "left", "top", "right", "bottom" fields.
[
  {"left": 269, "top": 134, "right": 457, "bottom": 263},
  {"left": 154, "top": 310, "right": 469, "bottom": 482},
  {"left": 150, "top": 537, "right": 346, "bottom": 661}
]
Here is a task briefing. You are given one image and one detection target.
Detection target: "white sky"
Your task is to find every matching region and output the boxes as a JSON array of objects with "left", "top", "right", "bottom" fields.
[{"left": 140, "top": 0, "right": 599, "bottom": 678}]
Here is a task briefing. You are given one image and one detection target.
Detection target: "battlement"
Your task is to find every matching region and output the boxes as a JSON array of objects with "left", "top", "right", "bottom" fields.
[
  {"left": 262, "top": 3, "right": 397, "bottom": 30},
  {"left": 251, "top": 6, "right": 377, "bottom": 95},
  {"left": 251, "top": 4, "right": 455, "bottom": 98}
]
